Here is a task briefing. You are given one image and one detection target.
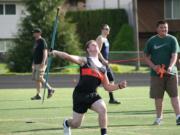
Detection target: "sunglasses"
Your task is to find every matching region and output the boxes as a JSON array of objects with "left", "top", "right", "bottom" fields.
[{"left": 103, "top": 28, "right": 110, "bottom": 31}]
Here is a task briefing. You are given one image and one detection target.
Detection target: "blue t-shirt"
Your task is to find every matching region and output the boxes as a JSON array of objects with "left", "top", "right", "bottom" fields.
[{"left": 101, "top": 38, "right": 109, "bottom": 60}]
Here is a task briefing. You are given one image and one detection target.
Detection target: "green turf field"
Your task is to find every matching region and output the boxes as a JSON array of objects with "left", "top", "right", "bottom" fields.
[{"left": 0, "top": 87, "right": 179, "bottom": 135}]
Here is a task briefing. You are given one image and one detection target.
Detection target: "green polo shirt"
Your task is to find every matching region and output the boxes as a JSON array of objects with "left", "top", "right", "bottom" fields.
[{"left": 144, "top": 34, "right": 179, "bottom": 76}]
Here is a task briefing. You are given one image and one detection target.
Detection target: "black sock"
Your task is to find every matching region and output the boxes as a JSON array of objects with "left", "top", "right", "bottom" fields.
[
  {"left": 109, "top": 92, "right": 114, "bottom": 100},
  {"left": 101, "top": 128, "right": 107, "bottom": 135},
  {"left": 65, "top": 120, "right": 69, "bottom": 127}
]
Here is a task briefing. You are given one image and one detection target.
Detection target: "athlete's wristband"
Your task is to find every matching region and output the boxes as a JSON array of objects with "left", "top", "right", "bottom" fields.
[{"left": 118, "top": 83, "right": 122, "bottom": 89}]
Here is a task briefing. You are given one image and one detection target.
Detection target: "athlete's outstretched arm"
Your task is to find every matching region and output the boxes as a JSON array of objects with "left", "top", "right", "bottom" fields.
[
  {"left": 102, "top": 74, "right": 127, "bottom": 91},
  {"left": 50, "top": 50, "right": 86, "bottom": 65}
]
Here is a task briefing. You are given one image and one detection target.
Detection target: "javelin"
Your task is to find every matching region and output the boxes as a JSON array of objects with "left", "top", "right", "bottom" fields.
[{"left": 42, "top": 8, "right": 60, "bottom": 104}]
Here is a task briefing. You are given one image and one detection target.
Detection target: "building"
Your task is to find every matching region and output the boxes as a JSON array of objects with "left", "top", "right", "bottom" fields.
[
  {"left": 1, "top": 0, "right": 180, "bottom": 53},
  {"left": 68, "top": 0, "right": 180, "bottom": 49},
  {"left": 0, "top": 0, "right": 25, "bottom": 53},
  {"left": 0, "top": 0, "right": 134, "bottom": 53},
  {"left": 85, "top": 0, "right": 133, "bottom": 25},
  {"left": 138, "top": 0, "right": 180, "bottom": 48}
]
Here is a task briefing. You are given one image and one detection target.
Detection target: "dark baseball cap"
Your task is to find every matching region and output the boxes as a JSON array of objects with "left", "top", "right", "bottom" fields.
[{"left": 32, "top": 28, "right": 42, "bottom": 33}]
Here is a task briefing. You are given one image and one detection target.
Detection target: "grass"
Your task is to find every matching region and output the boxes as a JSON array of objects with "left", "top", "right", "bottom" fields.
[
  {"left": 0, "top": 63, "right": 9, "bottom": 74},
  {"left": 0, "top": 63, "right": 149, "bottom": 75},
  {"left": 110, "top": 64, "right": 149, "bottom": 73},
  {"left": 0, "top": 87, "right": 180, "bottom": 135}
]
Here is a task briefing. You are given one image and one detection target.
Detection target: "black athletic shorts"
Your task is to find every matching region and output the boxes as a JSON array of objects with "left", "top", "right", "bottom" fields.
[
  {"left": 106, "top": 66, "right": 114, "bottom": 82},
  {"left": 73, "top": 91, "right": 102, "bottom": 113}
]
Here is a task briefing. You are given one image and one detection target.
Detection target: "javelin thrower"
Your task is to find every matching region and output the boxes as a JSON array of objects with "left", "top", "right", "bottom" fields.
[{"left": 49, "top": 40, "right": 127, "bottom": 135}]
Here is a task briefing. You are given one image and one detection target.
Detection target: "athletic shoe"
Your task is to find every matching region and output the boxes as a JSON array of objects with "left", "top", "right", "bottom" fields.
[
  {"left": 109, "top": 99, "right": 121, "bottom": 104},
  {"left": 176, "top": 117, "right": 180, "bottom": 125},
  {"left": 153, "top": 118, "right": 162, "bottom": 125},
  {"left": 31, "top": 94, "right": 41, "bottom": 100},
  {"left": 47, "top": 89, "right": 55, "bottom": 98},
  {"left": 63, "top": 119, "right": 71, "bottom": 135}
]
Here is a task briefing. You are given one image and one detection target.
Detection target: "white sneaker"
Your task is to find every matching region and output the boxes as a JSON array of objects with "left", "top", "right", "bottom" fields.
[
  {"left": 153, "top": 118, "right": 162, "bottom": 125},
  {"left": 63, "top": 119, "right": 71, "bottom": 135}
]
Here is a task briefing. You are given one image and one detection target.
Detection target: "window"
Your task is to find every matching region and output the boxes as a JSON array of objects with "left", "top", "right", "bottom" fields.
[
  {"left": 0, "top": 40, "right": 15, "bottom": 53},
  {"left": 165, "top": 0, "right": 180, "bottom": 19},
  {"left": 0, "top": 4, "right": 3, "bottom": 15},
  {"left": 5, "top": 4, "right": 16, "bottom": 15}
]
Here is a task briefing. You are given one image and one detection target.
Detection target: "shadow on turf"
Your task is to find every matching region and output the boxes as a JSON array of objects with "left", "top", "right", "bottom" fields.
[
  {"left": 107, "top": 110, "right": 173, "bottom": 115},
  {"left": 13, "top": 127, "right": 62, "bottom": 133},
  {"left": 13, "top": 123, "right": 154, "bottom": 133},
  {"left": 77, "top": 124, "right": 154, "bottom": 128}
]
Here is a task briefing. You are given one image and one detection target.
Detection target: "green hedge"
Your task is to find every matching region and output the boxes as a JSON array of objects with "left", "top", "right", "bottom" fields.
[
  {"left": 66, "top": 9, "right": 128, "bottom": 49},
  {"left": 112, "top": 24, "right": 135, "bottom": 51}
]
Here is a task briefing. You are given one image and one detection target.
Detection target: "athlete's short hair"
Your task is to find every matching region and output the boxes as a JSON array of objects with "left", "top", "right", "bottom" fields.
[
  {"left": 85, "top": 40, "right": 97, "bottom": 55},
  {"left": 101, "top": 24, "right": 110, "bottom": 30},
  {"left": 85, "top": 40, "right": 96, "bottom": 50},
  {"left": 156, "top": 20, "right": 168, "bottom": 27}
]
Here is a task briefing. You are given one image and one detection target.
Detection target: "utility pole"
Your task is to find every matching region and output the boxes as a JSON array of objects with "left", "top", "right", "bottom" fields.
[
  {"left": 103, "top": 0, "right": 106, "bottom": 9},
  {"left": 133, "top": 0, "right": 140, "bottom": 70},
  {"left": 117, "top": 0, "right": 120, "bottom": 8}
]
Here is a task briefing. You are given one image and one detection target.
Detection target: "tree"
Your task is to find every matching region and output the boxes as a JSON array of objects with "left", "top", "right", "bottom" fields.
[
  {"left": 7, "top": 0, "right": 82, "bottom": 72},
  {"left": 112, "top": 24, "right": 134, "bottom": 51}
]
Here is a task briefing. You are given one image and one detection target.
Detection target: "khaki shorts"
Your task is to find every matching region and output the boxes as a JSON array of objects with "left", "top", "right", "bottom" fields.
[
  {"left": 32, "top": 64, "right": 46, "bottom": 81},
  {"left": 150, "top": 75, "right": 178, "bottom": 98}
]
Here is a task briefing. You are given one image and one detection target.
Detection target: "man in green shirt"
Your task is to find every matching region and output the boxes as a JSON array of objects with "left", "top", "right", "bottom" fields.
[{"left": 144, "top": 20, "right": 180, "bottom": 125}]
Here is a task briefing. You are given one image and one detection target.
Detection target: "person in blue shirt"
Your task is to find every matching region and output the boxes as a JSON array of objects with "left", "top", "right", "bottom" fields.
[{"left": 96, "top": 24, "right": 120, "bottom": 104}]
